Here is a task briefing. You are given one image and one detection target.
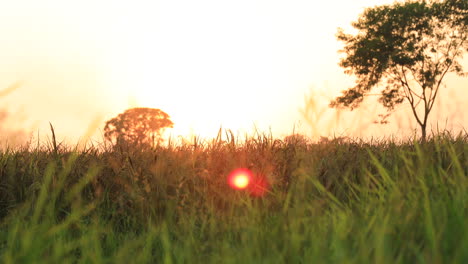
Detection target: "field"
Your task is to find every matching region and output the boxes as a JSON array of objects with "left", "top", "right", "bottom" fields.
[{"left": 0, "top": 132, "right": 467, "bottom": 263}]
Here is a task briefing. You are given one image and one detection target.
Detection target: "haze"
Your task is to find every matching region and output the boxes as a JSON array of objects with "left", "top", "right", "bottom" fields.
[{"left": 1, "top": 0, "right": 467, "bottom": 146}]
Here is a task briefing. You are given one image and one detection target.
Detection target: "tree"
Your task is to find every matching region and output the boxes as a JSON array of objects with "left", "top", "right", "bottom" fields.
[
  {"left": 331, "top": 0, "right": 467, "bottom": 140},
  {"left": 104, "top": 107, "right": 174, "bottom": 147}
]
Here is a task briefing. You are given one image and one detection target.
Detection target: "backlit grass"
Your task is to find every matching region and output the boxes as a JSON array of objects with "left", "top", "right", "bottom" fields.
[{"left": 0, "top": 132, "right": 467, "bottom": 263}]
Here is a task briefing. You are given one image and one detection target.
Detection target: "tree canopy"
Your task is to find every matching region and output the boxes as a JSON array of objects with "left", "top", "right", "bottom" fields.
[
  {"left": 331, "top": 0, "right": 467, "bottom": 140},
  {"left": 104, "top": 107, "right": 174, "bottom": 147}
]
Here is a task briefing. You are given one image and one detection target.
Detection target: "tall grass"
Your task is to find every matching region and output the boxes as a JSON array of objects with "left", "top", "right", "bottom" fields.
[{"left": 0, "top": 132, "right": 467, "bottom": 263}]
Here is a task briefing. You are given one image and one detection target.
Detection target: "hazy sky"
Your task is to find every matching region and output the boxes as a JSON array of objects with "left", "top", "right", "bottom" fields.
[{"left": 1, "top": 0, "right": 467, "bottom": 144}]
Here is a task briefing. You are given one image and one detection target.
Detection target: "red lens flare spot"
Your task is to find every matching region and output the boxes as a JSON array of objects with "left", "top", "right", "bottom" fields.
[
  {"left": 249, "top": 176, "right": 269, "bottom": 197},
  {"left": 228, "top": 168, "right": 252, "bottom": 190}
]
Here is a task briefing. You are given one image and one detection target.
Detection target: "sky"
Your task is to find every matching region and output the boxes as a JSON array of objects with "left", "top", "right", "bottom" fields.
[{"left": 0, "top": 0, "right": 467, "bottom": 145}]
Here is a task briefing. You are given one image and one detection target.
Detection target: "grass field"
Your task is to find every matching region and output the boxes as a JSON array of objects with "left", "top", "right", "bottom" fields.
[{"left": 0, "top": 132, "right": 467, "bottom": 263}]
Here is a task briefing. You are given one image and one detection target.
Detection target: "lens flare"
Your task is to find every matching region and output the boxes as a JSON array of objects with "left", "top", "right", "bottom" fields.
[
  {"left": 248, "top": 176, "right": 269, "bottom": 197},
  {"left": 228, "top": 168, "right": 252, "bottom": 190},
  {"left": 233, "top": 174, "right": 249, "bottom": 188}
]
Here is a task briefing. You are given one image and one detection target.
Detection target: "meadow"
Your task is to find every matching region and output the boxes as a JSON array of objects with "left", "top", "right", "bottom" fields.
[{"left": 0, "top": 131, "right": 467, "bottom": 263}]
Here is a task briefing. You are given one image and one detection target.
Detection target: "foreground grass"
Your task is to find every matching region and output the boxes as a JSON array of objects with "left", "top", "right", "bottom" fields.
[{"left": 0, "top": 133, "right": 467, "bottom": 263}]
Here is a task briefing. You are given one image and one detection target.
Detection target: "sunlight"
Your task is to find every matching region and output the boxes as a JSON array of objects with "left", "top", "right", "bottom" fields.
[
  {"left": 228, "top": 168, "right": 252, "bottom": 190},
  {"left": 120, "top": 0, "right": 398, "bottom": 140},
  {"left": 233, "top": 175, "right": 250, "bottom": 189},
  {"left": 3, "top": 0, "right": 467, "bottom": 143}
]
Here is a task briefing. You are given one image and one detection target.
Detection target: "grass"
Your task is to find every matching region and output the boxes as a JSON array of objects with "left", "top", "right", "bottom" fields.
[{"left": 0, "top": 131, "right": 467, "bottom": 263}]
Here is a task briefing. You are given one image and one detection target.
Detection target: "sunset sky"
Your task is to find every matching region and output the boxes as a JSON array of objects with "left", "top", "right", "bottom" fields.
[{"left": 1, "top": 0, "right": 467, "bottom": 145}]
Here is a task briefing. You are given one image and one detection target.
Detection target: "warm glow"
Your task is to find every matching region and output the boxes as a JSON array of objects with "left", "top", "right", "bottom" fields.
[
  {"left": 228, "top": 168, "right": 252, "bottom": 190},
  {"left": 1, "top": 0, "right": 467, "bottom": 144},
  {"left": 234, "top": 175, "right": 250, "bottom": 189}
]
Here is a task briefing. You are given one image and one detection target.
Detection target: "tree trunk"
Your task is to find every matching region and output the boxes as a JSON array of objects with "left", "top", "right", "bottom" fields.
[{"left": 420, "top": 122, "right": 427, "bottom": 142}]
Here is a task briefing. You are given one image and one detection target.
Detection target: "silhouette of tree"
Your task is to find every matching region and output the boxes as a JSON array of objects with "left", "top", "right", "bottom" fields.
[
  {"left": 104, "top": 107, "right": 174, "bottom": 147},
  {"left": 331, "top": 0, "right": 467, "bottom": 141}
]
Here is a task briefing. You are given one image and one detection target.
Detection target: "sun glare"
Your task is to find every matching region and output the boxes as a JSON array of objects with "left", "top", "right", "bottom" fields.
[
  {"left": 228, "top": 168, "right": 252, "bottom": 190},
  {"left": 4, "top": 0, "right": 466, "bottom": 143}
]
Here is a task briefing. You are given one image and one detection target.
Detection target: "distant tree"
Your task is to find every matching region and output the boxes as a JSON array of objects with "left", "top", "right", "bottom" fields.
[
  {"left": 104, "top": 107, "right": 174, "bottom": 147},
  {"left": 331, "top": 0, "right": 467, "bottom": 140}
]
